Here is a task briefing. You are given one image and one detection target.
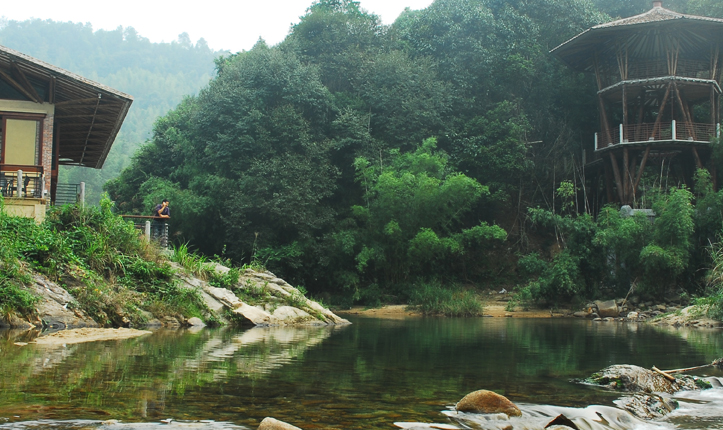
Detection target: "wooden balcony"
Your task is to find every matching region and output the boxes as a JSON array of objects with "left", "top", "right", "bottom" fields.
[
  {"left": 595, "top": 121, "right": 720, "bottom": 150},
  {"left": 0, "top": 165, "right": 47, "bottom": 222},
  {"left": 0, "top": 165, "right": 45, "bottom": 199}
]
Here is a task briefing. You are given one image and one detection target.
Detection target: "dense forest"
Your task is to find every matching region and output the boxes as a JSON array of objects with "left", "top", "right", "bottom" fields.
[
  {"left": 0, "top": 18, "right": 225, "bottom": 202},
  {"left": 8, "top": 0, "right": 723, "bottom": 310}
]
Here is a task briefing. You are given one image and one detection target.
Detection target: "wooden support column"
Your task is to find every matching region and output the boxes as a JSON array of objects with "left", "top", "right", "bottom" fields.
[
  {"left": 603, "top": 160, "right": 615, "bottom": 203},
  {"left": 653, "top": 82, "right": 672, "bottom": 139},
  {"left": 609, "top": 152, "right": 625, "bottom": 203},
  {"left": 633, "top": 146, "right": 651, "bottom": 195},
  {"left": 636, "top": 93, "right": 646, "bottom": 141},
  {"left": 711, "top": 43, "right": 720, "bottom": 82},
  {"left": 712, "top": 86, "right": 717, "bottom": 126},
  {"left": 599, "top": 96, "right": 614, "bottom": 145},
  {"left": 692, "top": 147, "right": 703, "bottom": 170},
  {"left": 713, "top": 165, "right": 718, "bottom": 192},
  {"left": 622, "top": 84, "right": 628, "bottom": 127},
  {"left": 623, "top": 148, "right": 631, "bottom": 203},
  {"left": 673, "top": 83, "right": 696, "bottom": 139}
]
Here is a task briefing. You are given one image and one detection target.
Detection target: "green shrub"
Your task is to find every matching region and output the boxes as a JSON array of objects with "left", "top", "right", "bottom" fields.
[
  {"left": 407, "top": 282, "right": 484, "bottom": 316},
  {"left": 0, "top": 196, "right": 210, "bottom": 324},
  {"left": 0, "top": 277, "right": 39, "bottom": 316},
  {"left": 208, "top": 267, "right": 240, "bottom": 289}
]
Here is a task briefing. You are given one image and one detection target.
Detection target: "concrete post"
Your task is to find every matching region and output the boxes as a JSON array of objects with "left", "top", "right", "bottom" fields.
[
  {"left": 619, "top": 124, "right": 624, "bottom": 144},
  {"left": 594, "top": 132, "right": 598, "bottom": 150},
  {"left": 145, "top": 220, "right": 151, "bottom": 241},
  {"left": 17, "top": 170, "right": 23, "bottom": 198},
  {"left": 672, "top": 120, "right": 677, "bottom": 140},
  {"left": 79, "top": 182, "right": 86, "bottom": 207}
]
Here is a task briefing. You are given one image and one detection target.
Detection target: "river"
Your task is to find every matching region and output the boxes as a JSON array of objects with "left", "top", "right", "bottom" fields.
[{"left": 0, "top": 317, "right": 721, "bottom": 429}]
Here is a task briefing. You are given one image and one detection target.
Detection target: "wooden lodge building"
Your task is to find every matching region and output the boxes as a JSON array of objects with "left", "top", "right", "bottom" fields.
[
  {"left": 0, "top": 44, "right": 132, "bottom": 221},
  {"left": 552, "top": 1, "right": 723, "bottom": 210}
]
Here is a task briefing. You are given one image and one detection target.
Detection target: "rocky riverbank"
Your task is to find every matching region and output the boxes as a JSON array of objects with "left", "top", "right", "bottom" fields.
[
  {"left": 0, "top": 263, "right": 349, "bottom": 330},
  {"left": 571, "top": 298, "right": 722, "bottom": 328}
]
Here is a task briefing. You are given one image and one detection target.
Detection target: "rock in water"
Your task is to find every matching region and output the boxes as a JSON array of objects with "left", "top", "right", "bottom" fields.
[
  {"left": 545, "top": 414, "right": 579, "bottom": 429},
  {"left": 615, "top": 393, "right": 678, "bottom": 419},
  {"left": 187, "top": 317, "right": 205, "bottom": 327},
  {"left": 455, "top": 389, "right": 522, "bottom": 417},
  {"left": 258, "top": 417, "right": 303, "bottom": 430},
  {"left": 587, "top": 365, "right": 702, "bottom": 393}
]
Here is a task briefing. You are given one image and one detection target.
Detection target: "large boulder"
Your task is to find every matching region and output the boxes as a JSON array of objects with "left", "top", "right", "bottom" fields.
[
  {"left": 16, "top": 275, "right": 98, "bottom": 329},
  {"left": 258, "top": 417, "right": 302, "bottom": 430},
  {"left": 595, "top": 300, "right": 619, "bottom": 318},
  {"left": 231, "top": 303, "right": 272, "bottom": 326},
  {"left": 455, "top": 389, "right": 522, "bottom": 417},
  {"left": 587, "top": 365, "right": 703, "bottom": 393}
]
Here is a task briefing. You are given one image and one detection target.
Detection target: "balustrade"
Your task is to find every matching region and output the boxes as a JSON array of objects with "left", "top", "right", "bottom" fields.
[{"left": 595, "top": 121, "right": 719, "bottom": 149}]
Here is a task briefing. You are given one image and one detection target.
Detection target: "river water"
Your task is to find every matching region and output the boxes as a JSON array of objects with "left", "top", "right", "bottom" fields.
[{"left": 0, "top": 317, "right": 721, "bottom": 429}]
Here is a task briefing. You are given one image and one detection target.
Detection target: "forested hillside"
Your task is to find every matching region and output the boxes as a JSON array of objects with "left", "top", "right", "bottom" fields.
[
  {"left": 30, "top": 0, "right": 723, "bottom": 310},
  {"left": 0, "top": 18, "right": 225, "bottom": 202}
]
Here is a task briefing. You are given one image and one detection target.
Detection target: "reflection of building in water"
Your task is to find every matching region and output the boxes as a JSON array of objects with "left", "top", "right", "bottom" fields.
[{"left": 552, "top": 1, "right": 723, "bottom": 211}]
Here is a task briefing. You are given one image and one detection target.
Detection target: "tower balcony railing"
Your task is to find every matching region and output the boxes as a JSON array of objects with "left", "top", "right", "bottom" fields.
[
  {"left": 595, "top": 121, "right": 721, "bottom": 149},
  {"left": 0, "top": 165, "right": 44, "bottom": 199},
  {"left": 598, "top": 59, "right": 713, "bottom": 88}
]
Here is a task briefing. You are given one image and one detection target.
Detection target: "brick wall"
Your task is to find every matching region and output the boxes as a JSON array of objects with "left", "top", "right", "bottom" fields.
[{"left": 41, "top": 114, "right": 53, "bottom": 197}]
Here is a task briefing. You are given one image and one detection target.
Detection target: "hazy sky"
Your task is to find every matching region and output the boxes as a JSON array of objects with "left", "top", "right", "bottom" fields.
[{"left": 1, "top": 0, "right": 435, "bottom": 53}]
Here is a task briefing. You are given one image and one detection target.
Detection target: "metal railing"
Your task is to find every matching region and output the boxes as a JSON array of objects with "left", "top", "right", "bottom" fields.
[
  {"left": 596, "top": 121, "right": 720, "bottom": 149},
  {"left": 54, "top": 183, "right": 81, "bottom": 205},
  {"left": 120, "top": 215, "right": 170, "bottom": 248},
  {"left": 0, "top": 165, "right": 44, "bottom": 198}
]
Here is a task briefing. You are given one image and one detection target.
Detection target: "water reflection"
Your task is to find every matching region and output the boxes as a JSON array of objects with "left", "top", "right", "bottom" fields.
[{"left": 0, "top": 318, "right": 721, "bottom": 429}]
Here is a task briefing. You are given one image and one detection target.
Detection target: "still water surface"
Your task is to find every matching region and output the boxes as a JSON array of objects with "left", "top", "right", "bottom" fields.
[{"left": 0, "top": 317, "right": 722, "bottom": 429}]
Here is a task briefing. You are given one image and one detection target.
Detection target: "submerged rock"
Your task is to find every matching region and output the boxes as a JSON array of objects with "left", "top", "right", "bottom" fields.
[
  {"left": 615, "top": 393, "right": 678, "bottom": 419},
  {"left": 258, "top": 417, "right": 303, "bottom": 430},
  {"left": 455, "top": 389, "right": 522, "bottom": 417}
]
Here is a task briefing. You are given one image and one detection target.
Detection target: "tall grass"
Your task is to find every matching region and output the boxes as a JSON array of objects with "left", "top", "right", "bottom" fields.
[
  {"left": 171, "top": 243, "right": 212, "bottom": 279},
  {"left": 700, "top": 241, "right": 723, "bottom": 321},
  {"left": 407, "top": 282, "right": 485, "bottom": 317}
]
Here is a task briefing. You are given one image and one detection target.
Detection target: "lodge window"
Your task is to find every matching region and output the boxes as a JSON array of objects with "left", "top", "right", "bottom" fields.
[{"left": 0, "top": 114, "right": 43, "bottom": 167}]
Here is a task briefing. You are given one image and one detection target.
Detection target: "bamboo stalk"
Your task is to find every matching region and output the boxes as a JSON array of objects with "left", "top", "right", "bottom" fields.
[{"left": 652, "top": 366, "right": 677, "bottom": 382}]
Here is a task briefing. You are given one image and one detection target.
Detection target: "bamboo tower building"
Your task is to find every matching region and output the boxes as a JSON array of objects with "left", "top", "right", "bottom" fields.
[{"left": 552, "top": 1, "right": 723, "bottom": 209}]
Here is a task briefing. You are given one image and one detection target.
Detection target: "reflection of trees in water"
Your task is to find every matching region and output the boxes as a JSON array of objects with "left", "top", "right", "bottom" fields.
[
  {"left": 649, "top": 324, "right": 723, "bottom": 367},
  {"left": 0, "top": 326, "right": 342, "bottom": 420},
  {"left": 0, "top": 320, "right": 718, "bottom": 427}
]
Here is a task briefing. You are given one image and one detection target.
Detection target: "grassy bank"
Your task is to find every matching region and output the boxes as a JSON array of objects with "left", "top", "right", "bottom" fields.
[{"left": 0, "top": 196, "right": 209, "bottom": 326}]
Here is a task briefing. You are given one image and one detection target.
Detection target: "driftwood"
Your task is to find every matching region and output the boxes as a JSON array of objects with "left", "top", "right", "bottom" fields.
[
  {"left": 652, "top": 366, "right": 677, "bottom": 382},
  {"left": 657, "top": 358, "right": 723, "bottom": 375}
]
